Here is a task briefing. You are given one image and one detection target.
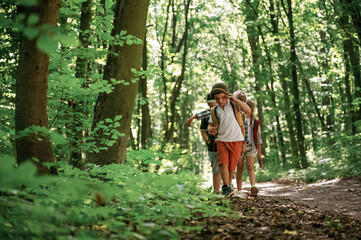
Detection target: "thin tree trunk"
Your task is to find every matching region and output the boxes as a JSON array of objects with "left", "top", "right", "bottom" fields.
[
  {"left": 15, "top": 0, "right": 61, "bottom": 175},
  {"left": 269, "top": 0, "right": 299, "bottom": 161},
  {"left": 343, "top": 40, "right": 356, "bottom": 134},
  {"left": 165, "top": 0, "right": 191, "bottom": 143},
  {"left": 140, "top": 30, "right": 152, "bottom": 148},
  {"left": 341, "top": 0, "right": 361, "bottom": 124},
  {"left": 70, "top": 0, "right": 92, "bottom": 168},
  {"left": 283, "top": 0, "right": 308, "bottom": 168},
  {"left": 160, "top": 0, "right": 172, "bottom": 134},
  {"left": 86, "top": 0, "right": 149, "bottom": 165}
]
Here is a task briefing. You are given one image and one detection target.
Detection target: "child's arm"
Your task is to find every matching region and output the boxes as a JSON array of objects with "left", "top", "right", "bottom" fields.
[
  {"left": 255, "top": 124, "right": 263, "bottom": 162},
  {"left": 186, "top": 115, "right": 197, "bottom": 126},
  {"left": 186, "top": 110, "right": 211, "bottom": 126},
  {"left": 201, "top": 131, "right": 210, "bottom": 144},
  {"left": 228, "top": 95, "right": 251, "bottom": 117},
  {"left": 257, "top": 144, "right": 262, "bottom": 162}
]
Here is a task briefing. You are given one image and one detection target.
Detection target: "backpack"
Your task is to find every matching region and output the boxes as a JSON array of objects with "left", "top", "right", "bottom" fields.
[{"left": 210, "top": 102, "right": 245, "bottom": 139}]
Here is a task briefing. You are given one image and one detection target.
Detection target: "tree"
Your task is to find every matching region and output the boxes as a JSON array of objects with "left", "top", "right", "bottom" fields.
[
  {"left": 282, "top": 0, "right": 308, "bottom": 168},
  {"left": 15, "top": 0, "right": 61, "bottom": 174},
  {"left": 86, "top": 0, "right": 149, "bottom": 165},
  {"left": 140, "top": 30, "right": 152, "bottom": 149}
]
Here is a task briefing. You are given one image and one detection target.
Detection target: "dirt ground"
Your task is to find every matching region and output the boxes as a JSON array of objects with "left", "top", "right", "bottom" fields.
[
  {"left": 245, "top": 178, "right": 361, "bottom": 221},
  {"left": 182, "top": 178, "right": 361, "bottom": 239}
]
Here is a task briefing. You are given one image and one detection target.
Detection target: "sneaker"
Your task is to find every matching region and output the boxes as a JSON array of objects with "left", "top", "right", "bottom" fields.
[
  {"left": 235, "top": 190, "right": 245, "bottom": 198},
  {"left": 250, "top": 186, "right": 259, "bottom": 197},
  {"left": 222, "top": 184, "right": 234, "bottom": 197}
]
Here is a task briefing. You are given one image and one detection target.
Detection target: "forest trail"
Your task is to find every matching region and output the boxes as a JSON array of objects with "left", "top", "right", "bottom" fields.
[
  {"left": 252, "top": 178, "right": 361, "bottom": 221},
  {"left": 183, "top": 178, "right": 361, "bottom": 239}
]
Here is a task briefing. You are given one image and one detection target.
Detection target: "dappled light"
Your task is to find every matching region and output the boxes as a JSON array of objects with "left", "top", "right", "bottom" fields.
[{"left": 1, "top": 0, "right": 361, "bottom": 239}]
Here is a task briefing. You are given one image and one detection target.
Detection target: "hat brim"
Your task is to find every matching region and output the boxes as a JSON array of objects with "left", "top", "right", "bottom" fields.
[{"left": 211, "top": 88, "right": 229, "bottom": 98}]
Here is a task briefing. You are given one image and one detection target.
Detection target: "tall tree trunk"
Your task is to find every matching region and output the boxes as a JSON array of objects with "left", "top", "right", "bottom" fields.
[
  {"left": 269, "top": 0, "right": 299, "bottom": 161},
  {"left": 343, "top": 40, "right": 356, "bottom": 134},
  {"left": 15, "top": 0, "right": 61, "bottom": 174},
  {"left": 244, "top": 0, "right": 267, "bottom": 163},
  {"left": 284, "top": 0, "right": 308, "bottom": 168},
  {"left": 86, "top": 0, "right": 149, "bottom": 165},
  {"left": 319, "top": 30, "right": 334, "bottom": 133},
  {"left": 70, "top": 0, "right": 92, "bottom": 168},
  {"left": 140, "top": 30, "right": 152, "bottom": 149},
  {"left": 160, "top": 0, "right": 172, "bottom": 135},
  {"left": 341, "top": 0, "right": 361, "bottom": 124},
  {"left": 164, "top": 0, "right": 191, "bottom": 143}
]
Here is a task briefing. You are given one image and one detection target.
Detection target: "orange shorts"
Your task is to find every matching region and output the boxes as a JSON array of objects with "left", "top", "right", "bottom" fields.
[{"left": 216, "top": 141, "right": 243, "bottom": 172}]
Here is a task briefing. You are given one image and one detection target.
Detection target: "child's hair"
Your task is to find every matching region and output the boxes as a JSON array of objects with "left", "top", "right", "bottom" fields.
[
  {"left": 233, "top": 90, "right": 246, "bottom": 102},
  {"left": 246, "top": 99, "right": 255, "bottom": 117}
]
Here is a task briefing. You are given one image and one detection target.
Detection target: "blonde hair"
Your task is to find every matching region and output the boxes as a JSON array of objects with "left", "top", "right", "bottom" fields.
[{"left": 234, "top": 90, "right": 246, "bottom": 102}]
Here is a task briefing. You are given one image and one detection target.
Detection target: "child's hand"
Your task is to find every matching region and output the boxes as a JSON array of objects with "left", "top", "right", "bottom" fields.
[
  {"left": 228, "top": 94, "right": 236, "bottom": 102},
  {"left": 186, "top": 115, "right": 196, "bottom": 126},
  {"left": 257, "top": 151, "right": 262, "bottom": 162},
  {"left": 209, "top": 126, "right": 218, "bottom": 136},
  {"left": 240, "top": 141, "right": 246, "bottom": 156}
]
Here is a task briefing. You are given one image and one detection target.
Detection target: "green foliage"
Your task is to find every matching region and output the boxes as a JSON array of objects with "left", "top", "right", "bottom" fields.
[
  {"left": 0, "top": 155, "right": 230, "bottom": 239},
  {"left": 255, "top": 132, "right": 361, "bottom": 183}
]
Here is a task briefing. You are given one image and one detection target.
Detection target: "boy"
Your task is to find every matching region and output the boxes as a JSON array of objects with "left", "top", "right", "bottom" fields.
[
  {"left": 208, "top": 82, "right": 251, "bottom": 196},
  {"left": 236, "top": 99, "right": 262, "bottom": 197},
  {"left": 186, "top": 93, "right": 221, "bottom": 194}
]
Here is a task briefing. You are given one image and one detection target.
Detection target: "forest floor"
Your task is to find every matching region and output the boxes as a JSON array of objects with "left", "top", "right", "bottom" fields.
[{"left": 182, "top": 178, "right": 361, "bottom": 239}]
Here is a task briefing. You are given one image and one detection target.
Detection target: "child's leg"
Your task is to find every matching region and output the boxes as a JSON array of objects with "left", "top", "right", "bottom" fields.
[
  {"left": 213, "top": 173, "right": 221, "bottom": 193},
  {"left": 236, "top": 156, "right": 244, "bottom": 191},
  {"left": 246, "top": 156, "right": 256, "bottom": 186},
  {"left": 220, "top": 164, "right": 230, "bottom": 185},
  {"left": 227, "top": 141, "right": 243, "bottom": 188}
]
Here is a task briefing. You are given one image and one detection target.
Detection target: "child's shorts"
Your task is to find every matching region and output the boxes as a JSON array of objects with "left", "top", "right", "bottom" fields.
[
  {"left": 244, "top": 145, "right": 256, "bottom": 157},
  {"left": 208, "top": 151, "right": 220, "bottom": 174},
  {"left": 216, "top": 141, "right": 243, "bottom": 172}
]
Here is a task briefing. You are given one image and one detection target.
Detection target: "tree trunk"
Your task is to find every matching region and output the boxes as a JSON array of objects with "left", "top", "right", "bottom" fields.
[
  {"left": 341, "top": 0, "right": 361, "bottom": 124},
  {"left": 244, "top": 0, "right": 266, "bottom": 161},
  {"left": 15, "top": 0, "right": 61, "bottom": 175},
  {"left": 69, "top": 0, "right": 92, "bottom": 168},
  {"left": 343, "top": 40, "right": 356, "bottom": 134},
  {"left": 269, "top": 0, "right": 299, "bottom": 161},
  {"left": 319, "top": 30, "right": 334, "bottom": 133},
  {"left": 164, "top": 0, "right": 191, "bottom": 143},
  {"left": 140, "top": 30, "right": 152, "bottom": 149},
  {"left": 86, "top": 0, "right": 149, "bottom": 165},
  {"left": 284, "top": 0, "right": 308, "bottom": 168}
]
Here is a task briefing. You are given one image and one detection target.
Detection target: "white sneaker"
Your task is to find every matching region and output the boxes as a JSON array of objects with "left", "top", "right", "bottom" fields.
[{"left": 235, "top": 190, "right": 245, "bottom": 198}]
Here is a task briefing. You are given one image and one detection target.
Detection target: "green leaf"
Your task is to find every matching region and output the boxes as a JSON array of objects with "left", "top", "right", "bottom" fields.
[
  {"left": 36, "top": 34, "right": 58, "bottom": 55},
  {"left": 114, "top": 115, "right": 122, "bottom": 121},
  {"left": 105, "top": 0, "right": 113, "bottom": 10},
  {"left": 23, "top": 27, "right": 39, "bottom": 40},
  {"left": 27, "top": 14, "right": 39, "bottom": 25},
  {"left": 97, "top": 6, "right": 105, "bottom": 14}
]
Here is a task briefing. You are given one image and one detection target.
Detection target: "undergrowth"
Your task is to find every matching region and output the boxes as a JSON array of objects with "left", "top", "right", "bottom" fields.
[
  {"left": 254, "top": 133, "right": 361, "bottom": 183},
  {"left": 0, "top": 155, "right": 231, "bottom": 240}
]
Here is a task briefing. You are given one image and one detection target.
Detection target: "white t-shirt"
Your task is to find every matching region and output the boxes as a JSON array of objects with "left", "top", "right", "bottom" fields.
[{"left": 209, "top": 100, "right": 244, "bottom": 142}]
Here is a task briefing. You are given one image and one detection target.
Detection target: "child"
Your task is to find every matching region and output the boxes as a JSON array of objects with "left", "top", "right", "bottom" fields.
[
  {"left": 208, "top": 82, "right": 251, "bottom": 196},
  {"left": 186, "top": 93, "right": 221, "bottom": 194},
  {"left": 235, "top": 99, "right": 262, "bottom": 197}
]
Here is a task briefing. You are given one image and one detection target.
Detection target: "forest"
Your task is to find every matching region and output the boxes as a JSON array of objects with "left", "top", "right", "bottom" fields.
[{"left": 1, "top": 0, "right": 361, "bottom": 239}]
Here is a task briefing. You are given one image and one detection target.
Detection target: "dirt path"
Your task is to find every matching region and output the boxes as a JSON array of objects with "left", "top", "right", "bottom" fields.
[
  {"left": 244, "top": 178, "right": 361, "bottom": 221},
  {"left": 182, "top": 178, "right": 361, "bottom": 239}
]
